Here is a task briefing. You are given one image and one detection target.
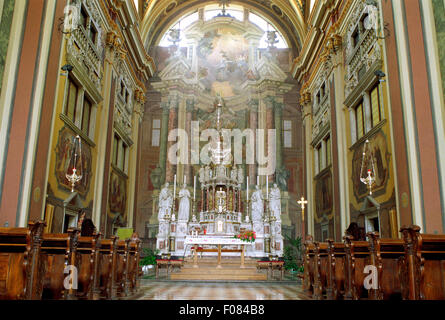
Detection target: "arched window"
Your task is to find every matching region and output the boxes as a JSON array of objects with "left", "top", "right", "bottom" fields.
[{"left": 158, "top": 5, "right": 288, "bottom": 49}]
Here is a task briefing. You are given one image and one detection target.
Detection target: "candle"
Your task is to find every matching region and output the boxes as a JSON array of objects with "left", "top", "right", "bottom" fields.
[
  {"left": 246, "top": 176, "right": 249, "bottom": 201},
  {"left": 193, "top": 176, "right": 196, "bottom": 200},
  {"left": 184, "top": 175, "right": 186, "bottom": 185},
  {"left": 173, "top": 174, "right": 176, "bottom": 199},
  {"left": 257, "top": 175, "right": 259, "bottom": 186},
  {"left": 266, "top": 177, "right": 269, "bottom": 200}
]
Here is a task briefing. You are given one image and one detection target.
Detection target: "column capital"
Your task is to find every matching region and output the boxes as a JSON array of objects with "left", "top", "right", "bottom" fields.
[
  {"left": 264, "top": 95, "right": 276, "bottom": 110},
  {"left": 247, "top": 98, "right": 259, "bottom": 112},
  {"left": 186, "top": 98, "right": 196, "bottom": 112}
]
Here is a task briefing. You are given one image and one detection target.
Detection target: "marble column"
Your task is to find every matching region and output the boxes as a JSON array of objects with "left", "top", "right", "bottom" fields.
[
  {"left": 274, "top": 102, "right": 284, "bottom": 171},
  {"left": 165, "top": 95, "right": 179, "bottom": 183},
  {"left": 185, "top": 99, "right": 194, "bottom": 185},
  {"left": 248, "top": 99, "right": 258, "bottom": 185},
  {"left": 159, "top": 102, "right": 170, "bottom": 183},
  {"left": 265, "top": 96, "right": 275, "bottom": 183}
]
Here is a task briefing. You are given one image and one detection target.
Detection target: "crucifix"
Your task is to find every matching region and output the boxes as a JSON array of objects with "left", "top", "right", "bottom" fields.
[{"left": 297, "top": 196, "right": 308, "bottom": 241}]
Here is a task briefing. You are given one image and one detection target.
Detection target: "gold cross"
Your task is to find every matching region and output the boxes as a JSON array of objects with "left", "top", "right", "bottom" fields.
[{"left": 297, "top": 197, "right": 308, "bottom": 209}]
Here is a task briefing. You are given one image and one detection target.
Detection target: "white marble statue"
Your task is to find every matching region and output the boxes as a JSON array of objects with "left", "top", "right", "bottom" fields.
[
  {"left": 269, "top": 183, "right": 281, "bottom": 221},
  {"left": 178, "top": 183, "right": 191, "bottom": 221},
  {"left": 251, "top": 185, "right": 264, "bottom": 222},
  {"left": 158, "top": 182, "right": 173, "bottom": 220}
]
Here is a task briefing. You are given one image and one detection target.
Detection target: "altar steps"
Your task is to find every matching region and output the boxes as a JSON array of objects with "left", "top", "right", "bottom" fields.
[{"left": 170, "top": 258, "right": 267, "bottom": 281}]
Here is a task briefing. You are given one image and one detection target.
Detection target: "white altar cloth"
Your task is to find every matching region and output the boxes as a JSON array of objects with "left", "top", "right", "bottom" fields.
[{"left": 184, "top": 235, "right": 252, "bottom": 246}]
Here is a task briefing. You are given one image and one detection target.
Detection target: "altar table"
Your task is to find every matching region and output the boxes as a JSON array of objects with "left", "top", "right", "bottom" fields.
[{"left": 184, "top": 236, "right": 253, "bottom": 268}]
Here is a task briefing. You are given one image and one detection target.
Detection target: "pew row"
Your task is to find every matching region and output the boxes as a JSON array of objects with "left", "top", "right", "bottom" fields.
[
  {"left": 303, "top": 227, "right": 445, "bottom": 300},
  {"left": 0, "top": 221, "right": 46, "bottom": 300},
  {"left": 0, "top": 222, "right": 142, "bottom": 300}
]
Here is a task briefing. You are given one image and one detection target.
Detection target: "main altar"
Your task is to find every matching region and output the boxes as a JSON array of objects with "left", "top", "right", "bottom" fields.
[{"left": 156, "top": 99, "right": 283, "bottom": 259}]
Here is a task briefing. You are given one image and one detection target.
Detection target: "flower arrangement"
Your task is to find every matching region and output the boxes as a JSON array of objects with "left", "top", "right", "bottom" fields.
[{"left": 234, "top": 230, "right": 256, "bottom": 243}]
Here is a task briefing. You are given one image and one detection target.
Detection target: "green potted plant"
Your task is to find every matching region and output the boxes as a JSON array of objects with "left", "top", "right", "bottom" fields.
[
  {"left": 140, "top": 248, "right": 159, "bottom": 273},
  {"left": 283, "top": 236, "right": 303, "bottom": 274}
]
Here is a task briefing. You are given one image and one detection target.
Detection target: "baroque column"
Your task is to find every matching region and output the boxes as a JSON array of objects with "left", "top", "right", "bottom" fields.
[
  {"left": 248, "top": 99, "right": 258, "bottom": 184},
  {"left": 185, "top": 98, "right": 195, "bottom": 185},
  {"left": 165, "top": 94, "right": 179, "bottom": 183},
  {"left": 159, "top": 101, "right": 170, "bottom": 183}
]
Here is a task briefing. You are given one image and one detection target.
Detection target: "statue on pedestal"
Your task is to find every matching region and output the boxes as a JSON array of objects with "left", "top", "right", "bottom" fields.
[
  {"left": 251, "top": 185, "right": 264, "bottom": 222},
  {"left": 158, "top": 182, "right": 173, "bottom": 221},
  {"left": 178, "top": 183, "right": 191, "bottom": 221},
  {"left": 269, "top": 183, "right": 281, "bottom": 222}
]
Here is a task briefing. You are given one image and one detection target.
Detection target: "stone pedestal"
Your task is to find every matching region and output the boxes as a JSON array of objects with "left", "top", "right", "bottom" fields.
[{"left": 156, "top": 219, "right": 170, "bottom": 254}]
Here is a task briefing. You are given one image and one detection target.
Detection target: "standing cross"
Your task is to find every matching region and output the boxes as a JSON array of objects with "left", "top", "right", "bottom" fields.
[{"left": 297, "top": 197, "right": 308, "bottom": 240}]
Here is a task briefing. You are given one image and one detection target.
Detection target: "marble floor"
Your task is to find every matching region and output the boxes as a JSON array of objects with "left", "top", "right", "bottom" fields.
[{"left": 138, "top": 280, "right": 310, "bottom": 300}]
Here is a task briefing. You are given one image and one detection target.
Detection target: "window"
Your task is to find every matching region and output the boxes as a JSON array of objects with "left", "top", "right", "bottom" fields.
[
  {"left": 80, "top": 6, "right": 88, "bottom": 29},
  {"left": 355, "top": 101, "right": 365, "bottom": 139},
  {"left": 325, "top": 135, "right": 331, "bottom": 167},
  {"left": 152, "top": 119, "right": 161, "bottom": 147},
  {"left": 370, "top": 84, "right": 382, "bottom": 127},
  {"left": 316, "top": 144, "right": 322, "bottom": 174},
  {"left": 66, "top": 78, "right": 79, "bottom": 123},
  {"left": 81, "top": 96, "right": 92, "bottom": 136},
  {"left": 112, "top": 133, "right": 128, "bottom": 173},
  {"left": 64, "top": 77, "right": 95, "bottom": 139},
  {"left": 90, "top": 24, "right": 98, "bottom": 44},
  {"left": 283, "top": 120, "right": 292, "bottom": 148},
  {"left": 352, "top": 29, "right": 360, "bottom": 47}
]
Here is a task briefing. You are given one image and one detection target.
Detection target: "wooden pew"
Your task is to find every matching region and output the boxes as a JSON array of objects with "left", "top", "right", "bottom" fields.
[
  {"left": 93, "top": 236, "right": 117, "bottom": 300},
  {"left": 114, "top": 239, "right": 130, "bottom": 298},
  {"left": 344, "top": 235, "right": 372, "bottom": 300},
  {"left": 270, "top": 261, "right": 285, "bottom": 280},
  {"left": 76, "top": 233, "right": 101, "bottom": 300},
  {"left": 40, "top": 228, "right": 80, "bottom": 300},
  {"left": 302, "top": 240, "right": 316, "bottom": 295},
  {"left": 367, "top": 232, "right": 404, "bottom": 300},
  {"left": 313, "top": 242, "right": 329, "bottom": 299},
  {"left": 0, "top": 221, "right": 46, "bottom": 300},
  {"left": 125, "top": 240, "right": 141, "bottom": 295},
  {"left": 400, "top": 225, "right": 445, "bottom": 300},
  {"left": 327, "top": 239, "right": 347, "bottom": 300}
]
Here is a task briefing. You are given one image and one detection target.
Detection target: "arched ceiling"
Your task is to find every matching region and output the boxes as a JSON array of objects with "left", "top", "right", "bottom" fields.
[{"left": 140, "top": 0, "right": 309, "bottom": 57}]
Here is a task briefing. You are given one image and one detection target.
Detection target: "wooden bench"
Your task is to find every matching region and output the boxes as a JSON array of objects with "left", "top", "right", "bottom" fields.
[
  {"left": 114, "top": 239, "right": 130, "bottom": 298},
  {"left": 126, "top": 240, "right": 141, "bottom": 295},
  {"left": 344, "top": 235, "right": 372, "bottom": 300},
  {"left": 270, "top": 261, "right": 285, "bottom": 280},
  {"left": 76, "top": 233, "right": 101, "bottom": 300},
  {"left": 313, "top": 242, "right": 329, "bottom": 299},
  {"left": 40, "top": 228, "right": 80, "bottom": 300},
  {"left": 0, "top": 221, "right": 46, "bottom": 300},
  {"left": 367, "top": 232, "right": 405, "bottom": 300},
  {"left": 255, "top": 261, "right": 284, "bottom": 280},
  {"left": 302, "top": 241, "right": 316, "bottom": 295},
  {"left": 93, "top": 236, "right": 117, "bottom": 300},
  {"left": 327, "top": 239, "right": 347, "bottom": 300},
  {"left": 155, "top": 259, "right": 183, "bottom": 278},
  {"left": 401, "top": 225, "right": 445, "bottom": 300}
]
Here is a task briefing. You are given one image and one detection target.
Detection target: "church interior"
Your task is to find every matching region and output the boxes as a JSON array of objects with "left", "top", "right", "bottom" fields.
[{"left": 0, "top": 0, "right": 444, "bottom": 301}]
